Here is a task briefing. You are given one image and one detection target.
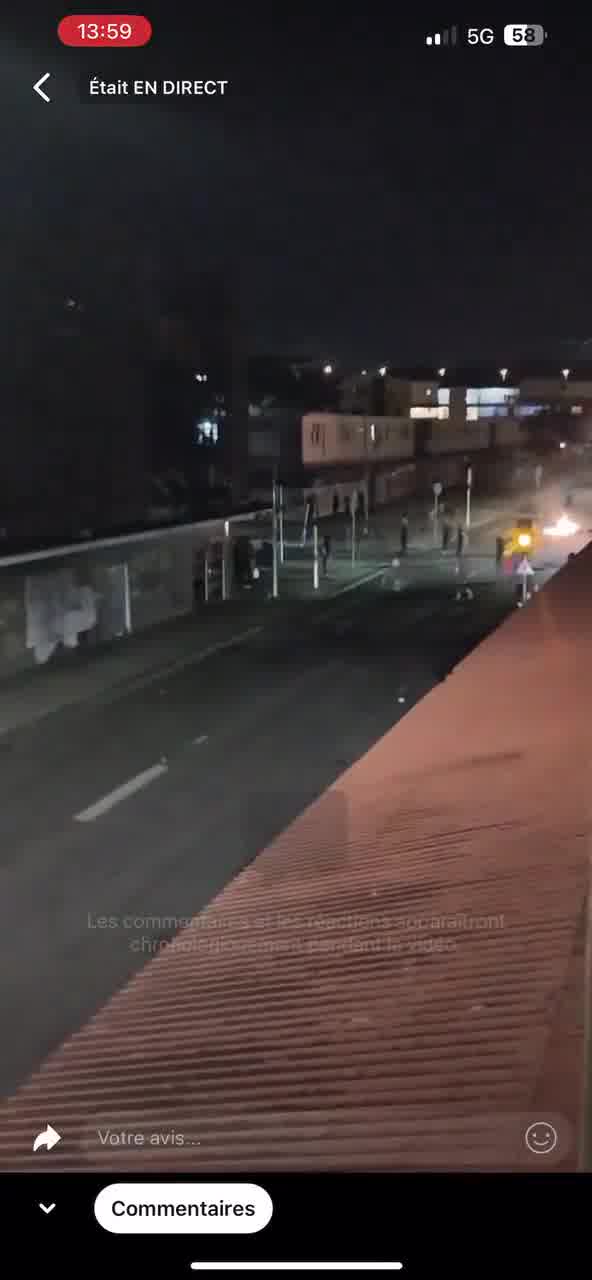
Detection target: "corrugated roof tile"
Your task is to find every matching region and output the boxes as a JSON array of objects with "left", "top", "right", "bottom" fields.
[{"left": 1, "top": 545, "right": 590, "bottom": 1170}]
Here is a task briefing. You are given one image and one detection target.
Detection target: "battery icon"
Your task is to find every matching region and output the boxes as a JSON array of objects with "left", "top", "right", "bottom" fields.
[{"left": 504, "top": 24, "right": 546, "bottom": 46}]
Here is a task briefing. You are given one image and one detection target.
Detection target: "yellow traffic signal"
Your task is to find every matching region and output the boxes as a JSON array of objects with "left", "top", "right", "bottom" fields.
[{"left": 504, "top": 516, "right": 539, "bottom": 558}]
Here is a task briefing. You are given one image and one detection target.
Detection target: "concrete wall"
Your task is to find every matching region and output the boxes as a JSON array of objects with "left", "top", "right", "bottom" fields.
[
  {"left": 415, "top": 455, "right": 468, "bottom": 491},
  {"left": 0, "top": 569, "right": 28, "bottom": 673},
  {"left": 303, "top": 477, "right": 368, "bottom": 518},
  {"left": 449, "top": 387, "right": 467, "bottom": 421},
  {"left": 0, "top": 514, "right": 262, "bottom": 680},
  {"left": 384, "top": 379, "right": 439, "bottom": 415},
  {"left": 302, "top": 413, "right": 414, "bottom": 467},
  {"left": 303, "top": 412, "right": 528, "bottom": 467},
  {"left": 127, "top": 540, "right": 194, "bottom": 632},
  {"left": 426, "top": 423, "right": 490, "bottom": 454},
  {"left": 493, "top": 420, "right": 529, "bottom": 447},
  {"left": 373, "top": 464, "right": 417, "bottom": 506},
  {"left": 520, "top": 378, "right": 592, "bottom": 401}
]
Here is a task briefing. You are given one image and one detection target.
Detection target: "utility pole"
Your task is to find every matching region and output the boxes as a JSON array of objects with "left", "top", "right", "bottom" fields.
[
  {"left": 313, "top": 519, "right": 319, "bottom": 590},
  {"left": 272, "top": 481, "right": 279, "bottom": 599},
  {"left": 351, "top": 496, "right": 357, "bottom": 566},
  {"left": 302, "top": 497, "right": 311, "bottom": 546},
  {"left": 465, "top": 465, "right": 472, "bottom": 531},
  {"left": 204, "top": 542, "right": 210, "bottom": 602},
  {"left": 279, "top": 484, "right": 285, "bottom": 563},
  {"left": 432, "top": 481, "right": 442, "bottom": 546},
  {"left": 221, "top": 519, "right": 230, "bottom": 601}
]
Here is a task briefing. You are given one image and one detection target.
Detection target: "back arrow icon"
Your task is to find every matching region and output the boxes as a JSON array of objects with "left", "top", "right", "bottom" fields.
[{"left": 33, "top": 73, "right": 51, "bottom": 103}]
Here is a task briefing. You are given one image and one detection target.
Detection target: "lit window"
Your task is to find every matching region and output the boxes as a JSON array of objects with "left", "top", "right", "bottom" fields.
[
  {"left": 426, "top": 388, "right": 432, "bottom": 397},
  {"left": 467, "top": 386, "right": 518, "bottom": 405},
  {"left": 517, "top": 403, "right": 547, "bottom": 417},
  {"left": 571, "top": 405, "right": 584, "bottom": 415},
  {"left": 195, "top": 419, "right": 219, "bottom": 445},
  {"left": 410, "top": 406, "right": 449, "bottom": 420}
]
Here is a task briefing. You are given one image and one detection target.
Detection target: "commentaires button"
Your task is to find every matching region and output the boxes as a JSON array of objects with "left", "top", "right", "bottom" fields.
[{"left": 94, "top": 1184, "right": 273, "bottom": 1233}]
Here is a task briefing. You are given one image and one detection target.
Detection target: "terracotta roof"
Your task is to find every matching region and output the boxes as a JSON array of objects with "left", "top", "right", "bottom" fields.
[{"left": 1, "top": 547, "right": 590, "bottom": 1171}]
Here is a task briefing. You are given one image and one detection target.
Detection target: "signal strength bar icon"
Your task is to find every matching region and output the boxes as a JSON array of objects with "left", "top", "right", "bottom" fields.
[{"left": 426, "top": 26, "right": 458, "bottom": 46}]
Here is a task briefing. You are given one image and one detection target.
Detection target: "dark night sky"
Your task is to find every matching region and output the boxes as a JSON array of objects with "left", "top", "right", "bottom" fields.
[{"left": 4, "top": 8, "right": 592, "bottom": 364}]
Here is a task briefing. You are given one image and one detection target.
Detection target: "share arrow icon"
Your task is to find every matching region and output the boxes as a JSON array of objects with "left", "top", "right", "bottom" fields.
[{"left": 33, "top": 1124, "right": 62, "bottom": 1152}]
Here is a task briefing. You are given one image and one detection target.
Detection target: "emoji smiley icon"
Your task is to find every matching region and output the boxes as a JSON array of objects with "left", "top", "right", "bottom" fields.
[{"left": 525, "top": 1121, "right": 558, "bottom": 1156}]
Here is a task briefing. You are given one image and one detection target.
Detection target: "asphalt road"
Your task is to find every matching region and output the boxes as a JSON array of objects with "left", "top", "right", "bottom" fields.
[{"left": 1, "top": 476, "right": 589, "bottom": 1101}]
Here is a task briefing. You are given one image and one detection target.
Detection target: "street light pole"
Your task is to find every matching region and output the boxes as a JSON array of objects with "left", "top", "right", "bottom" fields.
[
  {"left": 432, "top": 481, "right": 442, "bottom": 546},
  {"left": 222, "top": 519, "right": 230, "bottom": 601},
  {"left": 279, "top": 484, "right": 285, "bottom": 563},
  {"left": 313, "top": 519, "right": 319, "bottom": 590},
  {"left": 465, "top": 465, "right": 472, "bottom": 531},
  {"left": 351, "top": 498, "right": 357, "bottom": 566},
  {"left": 302, "top": 497, "right": 310, "bottom": 546},
  {"left": 272, "top": 483, "right": 279, "bottom": 599}
]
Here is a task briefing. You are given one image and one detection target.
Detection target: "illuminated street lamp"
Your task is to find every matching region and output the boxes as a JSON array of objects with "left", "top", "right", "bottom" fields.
[
  {"left": 499, "top": 367, "right": 509, "bottom": 382},
  {"left": 438, "top": 367, "right": 446, "bottom": 378},
  {"left": 378, "top": 365, "right": 387, "bottom": 377},
  {"left": 361, "top": 369, "right": 368, "bottom": 376},
  {"left": 323, "top": 363, "right": 333, "bottom": 375},
  {"left": 561, "top": 367, "right": 571, "bottom": 382}
]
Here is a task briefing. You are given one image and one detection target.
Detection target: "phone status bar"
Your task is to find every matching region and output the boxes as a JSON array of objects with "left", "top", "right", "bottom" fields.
[{"left": 424, "top": 25, "right": 548, "bottom": 48}]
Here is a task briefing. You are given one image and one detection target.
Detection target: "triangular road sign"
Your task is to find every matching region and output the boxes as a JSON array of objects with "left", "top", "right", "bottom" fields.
[{"left": 516, "top": 557, "right": 534, "bottom": 576}]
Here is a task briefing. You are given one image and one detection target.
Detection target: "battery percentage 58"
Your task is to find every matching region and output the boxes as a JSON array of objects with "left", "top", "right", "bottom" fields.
[{"left": 504, "top": 24, "right": 546, "bottom": 46}]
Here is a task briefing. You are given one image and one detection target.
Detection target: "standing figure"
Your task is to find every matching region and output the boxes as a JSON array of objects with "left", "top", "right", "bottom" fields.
[
  {"left": 321, "top": 532, "right": 330, "bottom": 578},
  {"left": 400, "top": 512, "right": 409, "bottom": 554}
]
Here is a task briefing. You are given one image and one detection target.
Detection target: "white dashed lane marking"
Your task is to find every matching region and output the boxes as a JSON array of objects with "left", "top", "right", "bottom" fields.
[{"left": 74, "top": 763, "right": 168, "bottom": 822}]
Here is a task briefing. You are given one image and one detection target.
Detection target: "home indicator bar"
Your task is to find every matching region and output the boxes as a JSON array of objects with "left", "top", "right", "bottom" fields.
[{"left": 190, "top": 1266, "right": 404, "bottom": 1273}]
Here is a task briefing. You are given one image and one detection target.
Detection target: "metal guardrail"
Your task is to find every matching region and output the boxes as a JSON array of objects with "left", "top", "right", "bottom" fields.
[{"left": 0, "top": 509, "right": 273, "bottom": 571}]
